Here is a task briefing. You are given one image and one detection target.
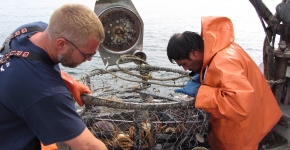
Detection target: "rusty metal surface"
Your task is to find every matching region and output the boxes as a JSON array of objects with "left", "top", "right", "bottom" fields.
[
  {"left": 100, "top": 7, "right": 141, "bottom": 52},
  {"left": 94, "top": 0, "right": 144, "bottom": 67}
]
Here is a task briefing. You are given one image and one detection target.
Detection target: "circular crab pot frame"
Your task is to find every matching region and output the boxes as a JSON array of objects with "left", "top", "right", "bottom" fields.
[{"left": 78, "top": 58, "right": 210, "bottom": 150}]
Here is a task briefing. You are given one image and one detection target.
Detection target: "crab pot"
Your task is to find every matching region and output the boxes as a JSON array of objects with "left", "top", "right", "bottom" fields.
[{"left": 78, "top": 63, "right": 210, "bottom": 150}]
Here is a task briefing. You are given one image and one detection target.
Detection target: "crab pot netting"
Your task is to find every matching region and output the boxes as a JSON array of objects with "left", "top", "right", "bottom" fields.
[{"left": 77, "top": 65, "right": 210, "bottom": 150}]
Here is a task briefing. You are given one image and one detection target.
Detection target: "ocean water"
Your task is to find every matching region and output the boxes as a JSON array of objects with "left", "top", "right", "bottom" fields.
[{"left": 0, "top": 0, "right": 278, "bottom": 78}]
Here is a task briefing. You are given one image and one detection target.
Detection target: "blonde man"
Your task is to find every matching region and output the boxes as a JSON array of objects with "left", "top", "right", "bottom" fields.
[{"left": 0, "top": 3, "right": 107, "bottom": 150}]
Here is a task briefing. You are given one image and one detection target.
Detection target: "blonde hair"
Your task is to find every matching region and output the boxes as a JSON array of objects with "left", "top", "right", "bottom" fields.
[{"left": 47, "top": 3, "right": 105, "bottom": 45}]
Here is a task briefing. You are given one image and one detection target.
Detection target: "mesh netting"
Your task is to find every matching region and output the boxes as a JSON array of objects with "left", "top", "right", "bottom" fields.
[{"left": 77, "top": 55, "right": 210, "bottom": 150}]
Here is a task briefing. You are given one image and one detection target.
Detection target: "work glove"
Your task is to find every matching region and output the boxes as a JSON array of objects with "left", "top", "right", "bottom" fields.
[
  {"left": 61, "top": 70, "right": 92, "bottom": 106},
  {"left": 174, "top": 73, "right": 200, "bottom": 97},
  {"left": 41, "top": 142, "right": 58, "bottom": 150}
]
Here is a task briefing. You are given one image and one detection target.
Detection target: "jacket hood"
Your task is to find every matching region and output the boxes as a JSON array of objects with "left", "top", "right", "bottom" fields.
[{"left": 201, "top": 16, "right": 235, "bottom": 69}]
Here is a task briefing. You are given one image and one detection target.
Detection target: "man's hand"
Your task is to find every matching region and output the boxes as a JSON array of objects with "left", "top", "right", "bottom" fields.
[
  {"left": 61, "top": 70, "right": 92, "bottom": 106},
  {"left": 174, "top": 74, "right": 200, "bottom": 97}
]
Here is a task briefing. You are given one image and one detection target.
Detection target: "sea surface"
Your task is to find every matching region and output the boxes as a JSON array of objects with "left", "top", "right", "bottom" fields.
[{"left": 0, "top": 0, "right": 278, "bottom": 78}]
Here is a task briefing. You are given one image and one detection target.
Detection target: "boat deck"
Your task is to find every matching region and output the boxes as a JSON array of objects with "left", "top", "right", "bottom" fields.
[{"left": 260, "top": 104, "right": 290, "bottom": 150}]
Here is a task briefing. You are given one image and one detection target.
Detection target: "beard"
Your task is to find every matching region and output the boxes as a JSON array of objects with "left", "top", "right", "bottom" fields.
[
  {"left": 192, "top": 59, "right": 203, "bottom": 73},
  {"left": 58, "top": 48, "right": 81, "bottom": 68}
]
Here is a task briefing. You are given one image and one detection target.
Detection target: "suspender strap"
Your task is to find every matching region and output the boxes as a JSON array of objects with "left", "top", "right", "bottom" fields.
[
  {"left": 3, "top": 26, "right": 44, "bottom": 44},
  {"left": 0, "top": 26, "right": 54, "bottom": 67},
  {"left": 1, "top": 48, "right": 53, "bottom": 66}
]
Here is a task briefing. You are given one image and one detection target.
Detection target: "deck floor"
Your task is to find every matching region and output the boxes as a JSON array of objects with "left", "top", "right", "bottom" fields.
[
  {"left": 259, "top": 104, "right": 290, "bottom": 150},
  {"left": 259, "top": 130, "right": 289, "bottom": 150}
]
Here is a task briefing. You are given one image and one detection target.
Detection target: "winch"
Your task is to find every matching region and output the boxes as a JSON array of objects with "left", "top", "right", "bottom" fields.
[{"left": 94, "top": 0, "right": 146, "bottom": 67}]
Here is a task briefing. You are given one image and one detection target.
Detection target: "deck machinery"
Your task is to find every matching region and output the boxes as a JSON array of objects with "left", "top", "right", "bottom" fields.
[
  {"left": 94, "top": 0, "right": 146, "bottom": 67},
  {"left": 250, "top": 0, "right": 290, "bottom": 148}
]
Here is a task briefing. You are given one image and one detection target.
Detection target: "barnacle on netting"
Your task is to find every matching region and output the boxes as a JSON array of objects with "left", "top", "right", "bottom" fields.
[{"left": 77, "top": 57, "right": 210, "bottom": 150}]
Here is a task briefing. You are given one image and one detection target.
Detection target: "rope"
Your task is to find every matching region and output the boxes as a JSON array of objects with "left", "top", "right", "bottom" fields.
[
  {"left": 82, "top": 94, "right": 194, "bottom": 110},
  {"left": 78, "top": 59, "right": 191, "bottom": 88},
  {"left": 116, "top": 55, "right": 190, "bottom": 82},
  {"left": 77, "top": 55, "right": 195, "bottom": 108},
  {"left": 267, "top": 79, "right": 286, "bottom": 84}
]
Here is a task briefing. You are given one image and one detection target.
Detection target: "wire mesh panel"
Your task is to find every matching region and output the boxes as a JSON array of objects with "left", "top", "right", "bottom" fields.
[{"left": 78, "top": 56, "right": 210, "bottom": 150}]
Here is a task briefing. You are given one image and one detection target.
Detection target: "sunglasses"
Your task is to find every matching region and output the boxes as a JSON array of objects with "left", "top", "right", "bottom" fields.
[{"left": 65, "top": 39, "right": 96, "bottom": 59}]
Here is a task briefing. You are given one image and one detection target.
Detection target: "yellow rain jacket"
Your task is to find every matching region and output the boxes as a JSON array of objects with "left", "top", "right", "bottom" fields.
[{"left": 195, "top": 16, "right": 282, "bottom": 150}]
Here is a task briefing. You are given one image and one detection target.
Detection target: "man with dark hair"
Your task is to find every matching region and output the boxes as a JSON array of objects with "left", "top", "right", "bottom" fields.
[{"left": 167, "top": 16, "right": 282, "bottom": 150}]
